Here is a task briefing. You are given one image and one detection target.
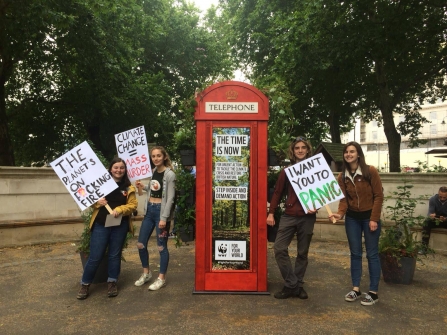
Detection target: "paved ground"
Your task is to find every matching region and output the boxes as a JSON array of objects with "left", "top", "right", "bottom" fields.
[{"left": 1, "top": 238, "right": 446, "bottom": 335}]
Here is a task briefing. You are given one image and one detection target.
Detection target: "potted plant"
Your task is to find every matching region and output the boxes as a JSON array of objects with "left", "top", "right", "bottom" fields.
[
  {"left": 379, "top": 181, "right": 433, "bottom": 284},
  {"left": 77, "top": 208, "right": 134, "bottom": 283},
  {"left": 174, "top": 166, "right": 196, "bottom": 246}
]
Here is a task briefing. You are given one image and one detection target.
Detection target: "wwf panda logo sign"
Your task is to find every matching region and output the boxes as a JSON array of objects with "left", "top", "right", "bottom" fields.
[{"left": 215, "top": 240, "right": 246, "bottom": 261}]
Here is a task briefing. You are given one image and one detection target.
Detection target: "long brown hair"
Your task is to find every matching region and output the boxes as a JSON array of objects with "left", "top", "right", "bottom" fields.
[
  {"left": 288, "top": 136, "right": 313, "bottom": 164},
  {"left": 150, "top": 146, "right": 173, "bottom": 169},
  {"left": 342, "top": 141, "right": 370, "bottom": 181},
  {"left": 108, "top": 157, "right": 131, "bottom": 187}
]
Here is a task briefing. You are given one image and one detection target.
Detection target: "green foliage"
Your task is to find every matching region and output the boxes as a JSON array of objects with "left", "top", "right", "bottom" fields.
[
  {"left": 76, "top": 209, "right": 94, "bottom": 255},
  {"left": 2, "top": 0, "right": 233, "bottom": 166},
  {"left": 219, "top": 0, "right": 447, "bottom": 171},
  {"left": 414, "top": 160, "right": 447, "bottom": 173},
  {"left": 261, "top": 84, "right": 295, "bottom": 161},
  {"left": 172, "top": 95, "right": 197, "bottom": 152},
  {"left": 379, "top": 181, "right": 432, "bottom": 259},
  {"left": 173, "top": 166, "right": 196, "bottom": 247}
]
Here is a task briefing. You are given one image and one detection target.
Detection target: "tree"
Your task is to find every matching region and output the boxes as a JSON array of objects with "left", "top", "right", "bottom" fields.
[
  {"left": 218, "top": 0, "right": 360, "bottom": 144},
  {"left": 295, "top": 0, "right": 447, "bottom": 171},
  {"left": 219, "top": 0, "right": 447, "bottom": 171},
  {"left": 2, "top": 0, "right": 234, "bottom": 166}
]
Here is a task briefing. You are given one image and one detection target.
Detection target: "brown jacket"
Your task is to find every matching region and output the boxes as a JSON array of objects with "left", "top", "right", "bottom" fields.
[{"left": 337, "top": 165, "right": 383, "bottom": 222}]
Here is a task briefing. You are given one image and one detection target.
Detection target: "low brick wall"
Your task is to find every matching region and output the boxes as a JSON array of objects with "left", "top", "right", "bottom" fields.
[{"left": 0, "top": 167, "right": 446, "bottom": 251}]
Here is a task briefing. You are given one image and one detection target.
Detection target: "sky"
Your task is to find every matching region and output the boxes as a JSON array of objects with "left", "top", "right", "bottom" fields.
[{"left": 190, "top": 0, "right": 219, "bottom": 12}]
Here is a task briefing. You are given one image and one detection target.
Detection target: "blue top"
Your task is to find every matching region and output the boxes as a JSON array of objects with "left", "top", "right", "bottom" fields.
[{"left": 427, "top": 194, "right": 447, "bottom": 217}]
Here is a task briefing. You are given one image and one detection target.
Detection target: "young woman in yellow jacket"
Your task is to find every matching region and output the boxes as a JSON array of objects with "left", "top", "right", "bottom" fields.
[{"left": 77, "top": 157, "right": 137, "bottom": 300}]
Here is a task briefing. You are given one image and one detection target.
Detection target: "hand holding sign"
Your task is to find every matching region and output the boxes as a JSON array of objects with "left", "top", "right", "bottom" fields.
[
  {"left": 285, "top": 153, "right": 344, "bottom": 214},
  {"left": 135, "top": 180, "right": 144, "bottom": 196},
  {"left": 328, "top": 212, "right": 340, "bottom": 224}
]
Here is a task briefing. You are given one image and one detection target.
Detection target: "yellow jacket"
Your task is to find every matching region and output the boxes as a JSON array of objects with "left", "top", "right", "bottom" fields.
[{"left": 88, "top": 184, "right": 137, "bottom": 234}]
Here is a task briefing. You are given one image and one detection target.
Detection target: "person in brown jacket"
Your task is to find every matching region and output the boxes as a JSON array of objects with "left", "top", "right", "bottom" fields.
[
  {"left": 267, "top": 136, "right": 317, "bottom": 299},
  {"left": 329, "top": 141, "right": 383, "bottom": 306}
]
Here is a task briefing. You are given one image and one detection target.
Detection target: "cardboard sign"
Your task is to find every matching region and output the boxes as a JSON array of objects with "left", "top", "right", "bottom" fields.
[
  {"left": 105, "top": 214, "right": 123, "bottom": 227},
  {"left": 115, "top": 126, "right": 152, "bottom": 182},
  {"left": 285, "top": 153, "right": 344, "bottom": 213},
  {"left": 50, "top": 141, "right": 118, "bottom": 211}
]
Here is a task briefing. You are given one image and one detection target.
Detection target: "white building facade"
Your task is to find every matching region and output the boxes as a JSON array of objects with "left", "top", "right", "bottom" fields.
[{"left": 341, "top": 100, "right": 447, "bottom": 171}]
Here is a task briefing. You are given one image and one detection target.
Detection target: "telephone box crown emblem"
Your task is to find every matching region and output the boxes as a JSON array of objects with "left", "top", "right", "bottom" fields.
[{"left": 225, "top": 89, "right": 238, "bottom": 100}]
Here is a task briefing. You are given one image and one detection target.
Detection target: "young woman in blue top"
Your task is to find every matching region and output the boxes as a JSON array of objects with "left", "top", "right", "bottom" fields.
[{"left": 135, "top": 146, "right": 176, "bottom": 290}]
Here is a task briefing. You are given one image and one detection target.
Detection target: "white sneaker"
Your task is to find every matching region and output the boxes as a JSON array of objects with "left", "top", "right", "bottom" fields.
[
  {"left": 134, "top": 272, "right": 152, "bottom": 287},
  {"left": 148, "top": 278, "right": 166, "bottom": 291}
]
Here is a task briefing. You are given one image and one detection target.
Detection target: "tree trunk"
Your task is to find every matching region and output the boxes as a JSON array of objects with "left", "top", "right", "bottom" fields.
[
  {"left": 375, "top": 59, "right": 401, "bottom": 172},
  {"left": 232, "top": 201, "right": 236, "bottom": 228},
  {"left": 328, "top": 109, "right": 342, "bottom": 143},
  {"left": 0, "top": 78, "right": 15, "bottom": 166},
  {"left": 85, "top": 123, "right": 110, "bottom": 160}
]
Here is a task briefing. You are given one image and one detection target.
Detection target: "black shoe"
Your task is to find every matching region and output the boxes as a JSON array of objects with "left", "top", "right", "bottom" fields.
[
  {"left": 296, "top": 287, "right": 308, "bottom": 299},
  {"left": 274, "top": 286, "right": 297, "bottom": 299},
  {"left": 77, "top": 284, "right": 90, "bottom": 300},
  {"left": 107, "top": 282, "right": 118, "bottom": 297}
]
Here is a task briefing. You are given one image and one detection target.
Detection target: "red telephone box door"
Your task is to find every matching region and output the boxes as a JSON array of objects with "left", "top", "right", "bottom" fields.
[{"left": 194, "top": 81, "right": 269, "bottom": 293}]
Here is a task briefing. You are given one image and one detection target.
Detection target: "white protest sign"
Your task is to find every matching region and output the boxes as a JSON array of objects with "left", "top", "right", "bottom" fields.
[
  {"left": 215, "top": 135, "right": 248, "bottom": 156},
  {"left": 114, "top": 126, "right": 152, "bottom": 182},
  {"left": 285, "top": 153, "right": 344, "bottom": 213},
  {"left": 215, "top": 162, "right": 247, "bottom": 181},
  {"left": 50, "top": 141, "right": 118, "bottom": 211}
]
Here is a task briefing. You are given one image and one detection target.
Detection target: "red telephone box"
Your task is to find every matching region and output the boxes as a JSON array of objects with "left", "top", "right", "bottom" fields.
[{"left": 194, "top": 81, "right": 269, "bottom": 293}]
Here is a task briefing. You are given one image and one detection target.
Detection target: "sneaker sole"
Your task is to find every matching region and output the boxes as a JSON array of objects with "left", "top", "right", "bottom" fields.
[
  {"left": 148, "top": 283, "right": 166, "bottom": 291},
  {"left": 77, "top": 295, "right": 88, "bottom": 300},
  {"left": 361, "top": 299, "right": 378, "bottom": 306},
  {"left": 345, "top": 297, "right": 359, "bottom": 302},
  {"left": 134, "top": 279, "right": 151, "bottom": 287}
]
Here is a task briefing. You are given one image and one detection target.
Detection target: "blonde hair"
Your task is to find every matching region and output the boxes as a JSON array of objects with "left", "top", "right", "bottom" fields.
[{"left": 150, "top": 146, "right": 173, "bottom": 169}]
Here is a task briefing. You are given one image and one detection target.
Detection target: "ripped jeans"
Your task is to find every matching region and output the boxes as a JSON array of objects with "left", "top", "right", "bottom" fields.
[{"left": 137, "top": 202, "right": 170, "bottom": 274}]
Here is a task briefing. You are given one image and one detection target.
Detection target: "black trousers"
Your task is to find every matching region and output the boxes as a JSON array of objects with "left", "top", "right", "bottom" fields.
[{"left": 422, "top": 218, "right": 447, "bottom": 247}]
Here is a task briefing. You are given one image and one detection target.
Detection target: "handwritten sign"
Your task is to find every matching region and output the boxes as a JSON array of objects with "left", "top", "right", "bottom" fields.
[
  {"left": 50, "top": 141, "right": 118, "bottom": 211},
  {"left": 285, "top": 153, "right": 344, "bottom": 213},
  {"left": 115, "top": 126, "right": 152, "bottom": 182},
  {"left": 215, "top": 135, "right": 248, "bottom": 156}
]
